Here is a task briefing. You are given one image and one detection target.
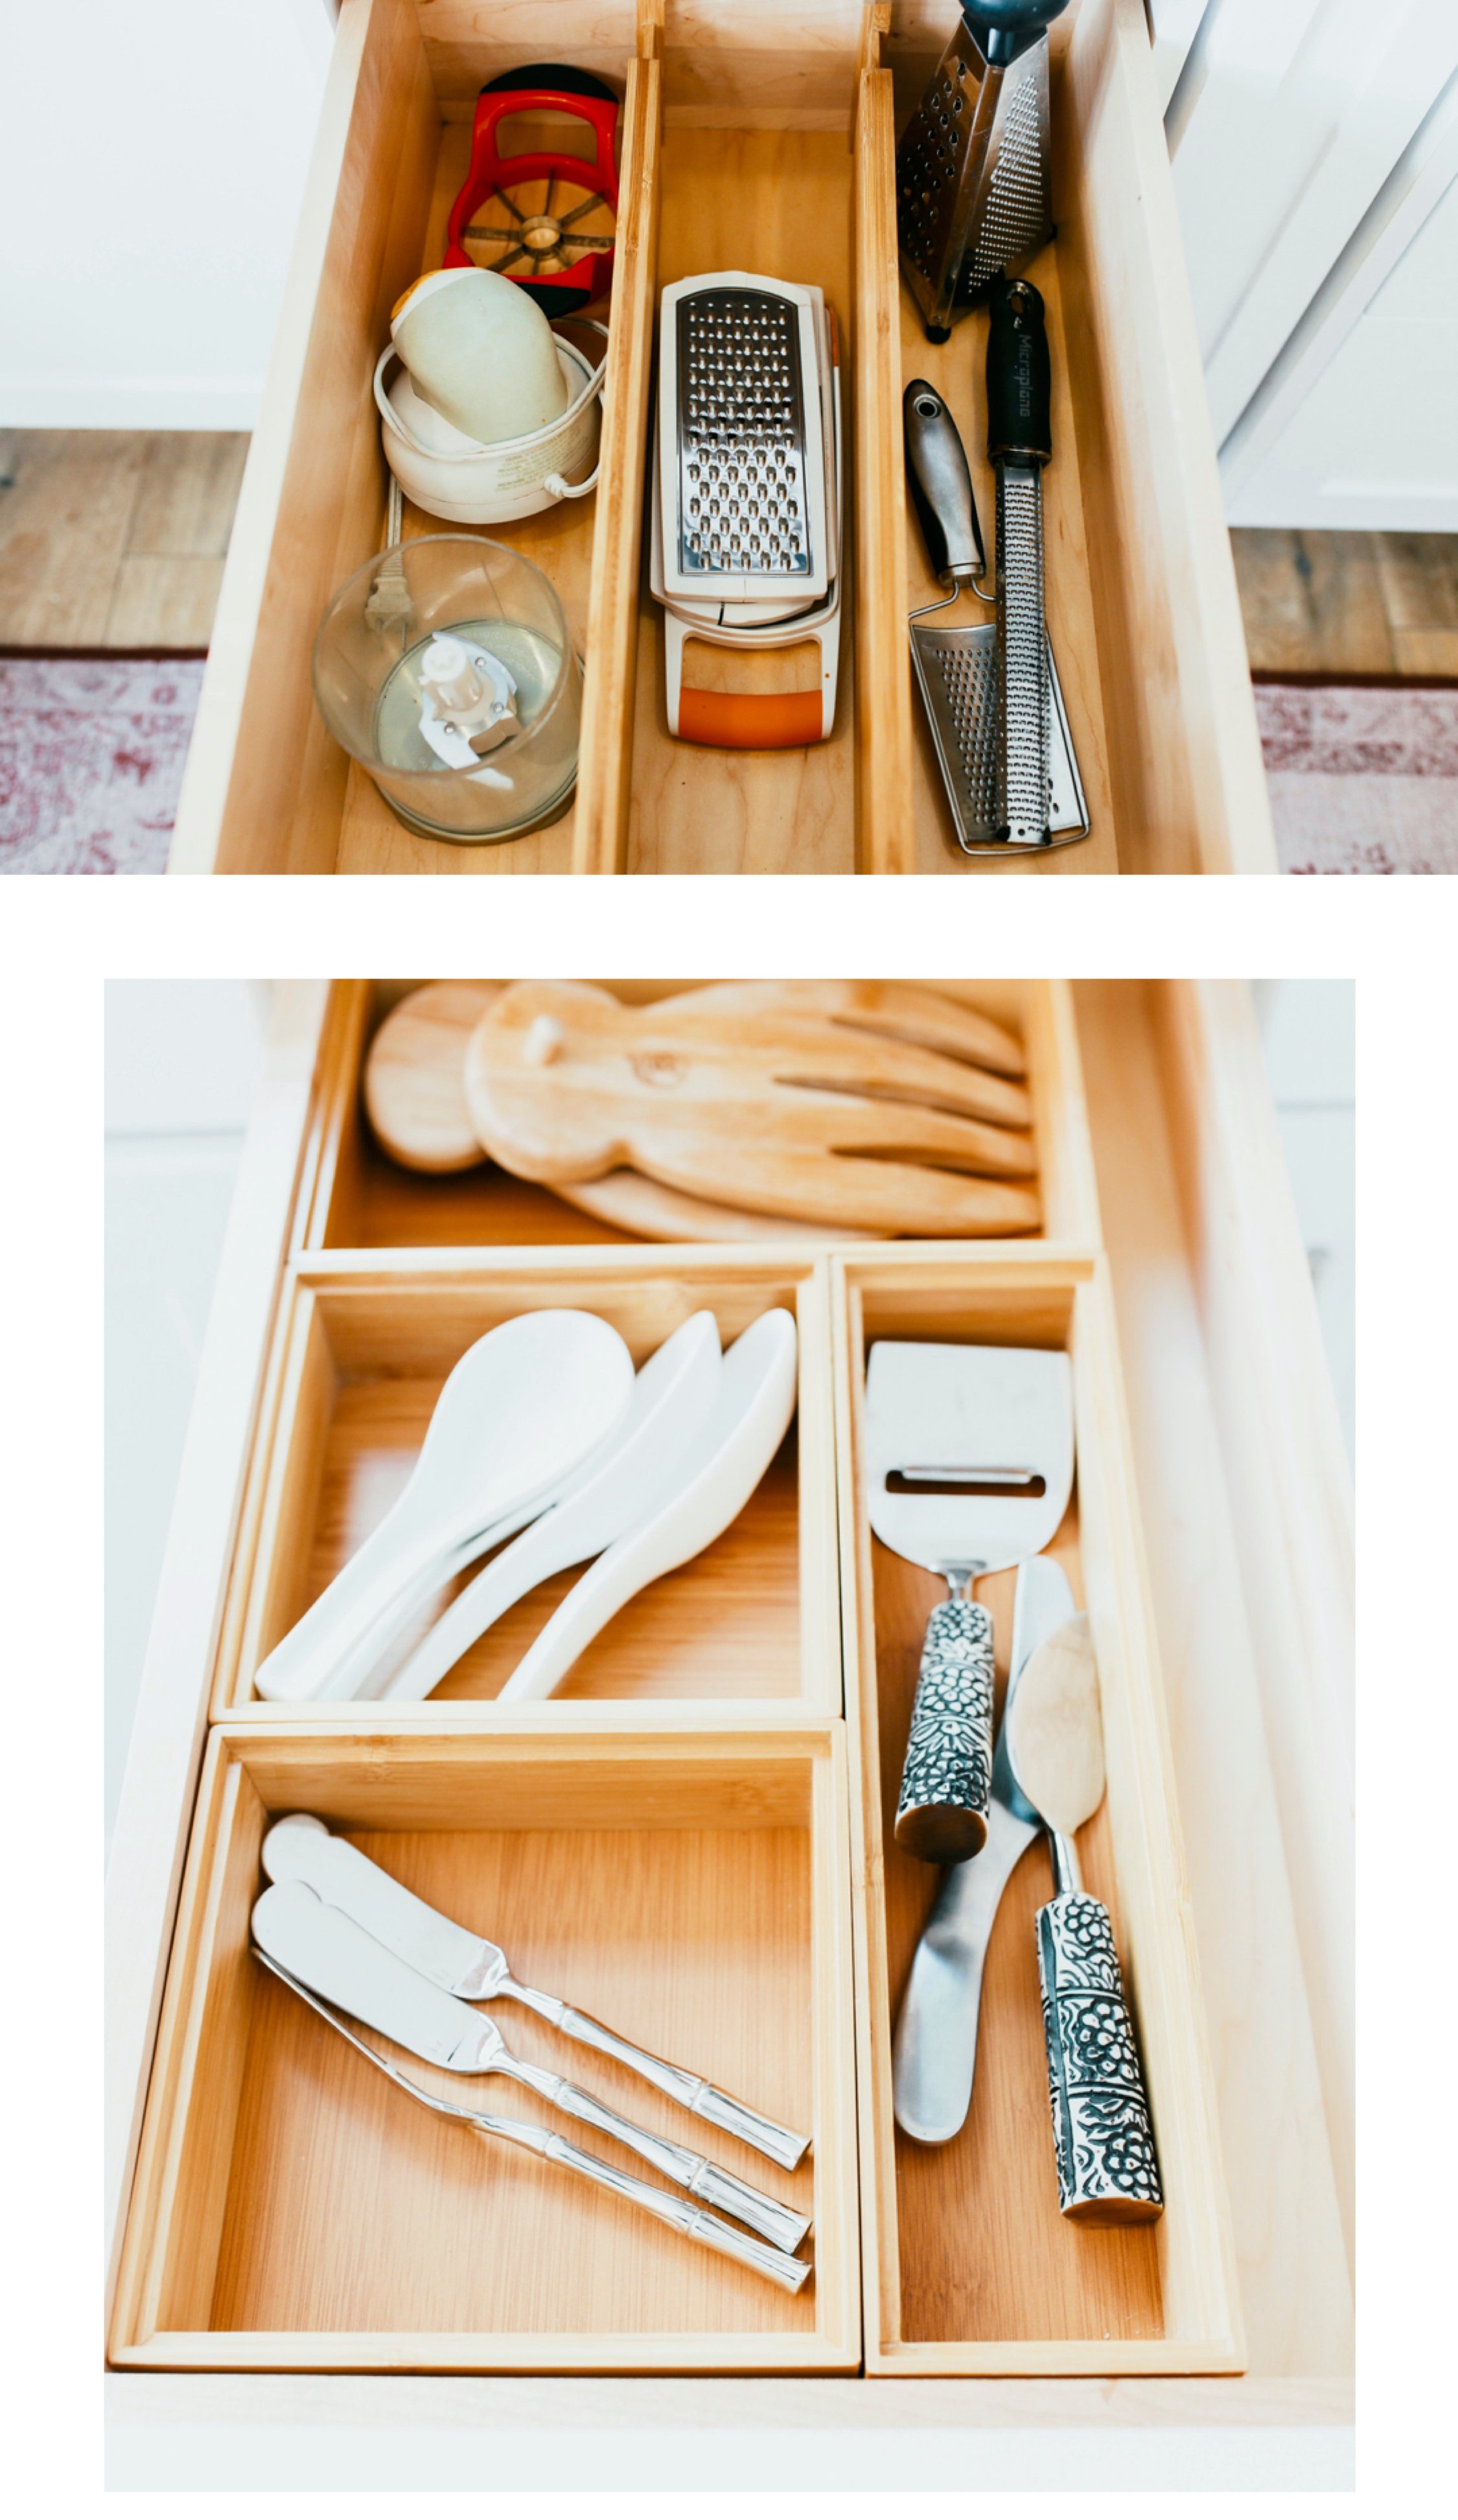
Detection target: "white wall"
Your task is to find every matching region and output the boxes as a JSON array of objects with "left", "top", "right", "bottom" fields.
[{"left": 0, "top": 3, "right": 333, "bottom": 428}]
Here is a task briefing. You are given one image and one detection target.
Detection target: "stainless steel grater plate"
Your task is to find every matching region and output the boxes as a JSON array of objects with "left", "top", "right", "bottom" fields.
[
  {"left": 908, "top": 622, "right": 1088, "bottom": 854},
  {"left": 896, "top": 19, "right": 1054, "bottom": 336},
  {"left": 675, "top": 287, "right": 812, "bottom": 581},
  {"left": 994, "top": 462, "right": 1051, "bottom": 844}
]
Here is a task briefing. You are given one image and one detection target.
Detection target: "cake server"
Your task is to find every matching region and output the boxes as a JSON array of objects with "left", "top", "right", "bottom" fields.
[
  {"left": 892, "top": 1549, "right": 1070, "bottom": 2143},
  {"left": 253, "top": 1879, "right": 809, "bottom": 2252},
  {"left": 253, "top": 1947, "right": 811, "bottom": 2293},
  {"left": 866, "top": 1340, "right": 1073, "bottom": 1863},
  {"left": 261, "top": 1814, "right": 811, "bottom": 2169},
  {"left": 1006, "top": 1612, "right": 1163, "bottom": 2222}
]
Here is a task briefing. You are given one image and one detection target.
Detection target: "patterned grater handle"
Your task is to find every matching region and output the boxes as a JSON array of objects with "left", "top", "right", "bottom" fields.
[
  {"left": 894, "top": 1595, "right": 995, "bottom": 1862},
  {"left": 1035, "top": 1888, "right": 1164, "bottom": 2224}
]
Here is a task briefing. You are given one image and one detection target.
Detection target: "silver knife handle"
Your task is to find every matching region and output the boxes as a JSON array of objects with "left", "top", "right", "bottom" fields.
[
  {"left": 534, "top": 2129, "right": 811, "bottom": 2291},
  {"left": 894, "top": 1596, "right": 995, "bottom": 1862},
  {"left": 549, "top": 2000, "right": 811, "bottom": 2171},
  {"left": 544, "top": 2077, "right": 811, "bottom": 2252},
  {"left": 1035, "top": 1889, "right": 1164, "bottom": 2224}
]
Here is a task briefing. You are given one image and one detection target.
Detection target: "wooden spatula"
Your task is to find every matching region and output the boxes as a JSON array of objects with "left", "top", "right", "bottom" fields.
[
  {"left": 464, "top": 980, "right": 1041, "bottom": 1236},
  {"left": 362, "top": 984, "right": 874, "bottom": 1236},
  {"left": 1005, "top": 1615, "right": 1164, "bottom": 2226}
]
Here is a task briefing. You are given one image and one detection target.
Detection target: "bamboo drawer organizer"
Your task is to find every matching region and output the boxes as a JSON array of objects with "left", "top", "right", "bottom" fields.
[
  {"left": 171, "top": 0, "right": 1275, "bottom": 875},
  {"left": 107, "top": 986, "right": 1352, "bottom": 2418}
]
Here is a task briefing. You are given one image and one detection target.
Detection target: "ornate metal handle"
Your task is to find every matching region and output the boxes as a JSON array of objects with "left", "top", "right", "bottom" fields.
[
  {"left": 534, "top": 2129, "right": 811, "bottom": 2291},
  {"left": 542, "top": 2076, "right": 810, "bottom": 2251},
  {"left": 1035, "top": 1888, "right": 1163, "bottom": 2224},
  {"left": 894, "top": 1595, "right": 995, "bottom": 1861}
]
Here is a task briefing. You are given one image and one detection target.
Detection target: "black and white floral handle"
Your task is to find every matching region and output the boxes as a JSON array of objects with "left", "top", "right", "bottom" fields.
[
  {"left": 1035, "top": 1888, "right": 1163, "bottom": 2223},
  {"left": 893, "top": 1595, "right": 995, "bottom": 1862}
]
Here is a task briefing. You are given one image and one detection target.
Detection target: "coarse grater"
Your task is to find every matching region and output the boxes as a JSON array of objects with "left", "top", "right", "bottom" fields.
[
  {"left": 903, "top": 362, "right": 1087, "bottom": 855},
  {"left": 658, "top": 273, "right": 832, "bottom": 605},
  {"left": 896, "top": 3, "right": 1068, "bottom": 341}
]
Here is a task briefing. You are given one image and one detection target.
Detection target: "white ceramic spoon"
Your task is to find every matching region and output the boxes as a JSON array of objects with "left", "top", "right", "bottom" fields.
[
  {"left": 253, "top": 1311, "right": 635, "bottom": 1704},
  {"left": 496, "top": 1308, "right": 798, "bottom": 1704},
  {"left": 380, "top": 1311, "right": 724, "bottom": 1704}
]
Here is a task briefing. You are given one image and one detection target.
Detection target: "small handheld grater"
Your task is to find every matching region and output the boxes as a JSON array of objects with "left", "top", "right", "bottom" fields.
[
  {"left": 896, "top": 3, "right": 1068, "bottom": 341},
  {"left": 653, "top": 272, "right": 842, "bottom": 746}
]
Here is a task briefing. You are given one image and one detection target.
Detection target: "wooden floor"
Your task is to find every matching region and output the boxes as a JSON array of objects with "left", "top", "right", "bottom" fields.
[
  {"left": 1232, "top": 526, "right": 1458, "bottom": 678},
  {"left": 0, "top": 430, "right": 248, "bottom": 649},
  {"left": 1, "top": 431, "right": 1455, "bottom": 679}
]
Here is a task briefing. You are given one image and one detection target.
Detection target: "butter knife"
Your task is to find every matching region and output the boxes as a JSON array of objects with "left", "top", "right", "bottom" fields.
[
  {"left": 891, "top": 1553, "right": 1074, "bottom": 2142},
  {"left": 261, "top": 1815, "right": 811, "bottom": 2169}
]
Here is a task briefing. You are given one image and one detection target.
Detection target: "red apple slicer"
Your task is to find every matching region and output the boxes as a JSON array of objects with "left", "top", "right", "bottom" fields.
[{"left": 445, "top": 64, "right": 619, "bottom": 315}]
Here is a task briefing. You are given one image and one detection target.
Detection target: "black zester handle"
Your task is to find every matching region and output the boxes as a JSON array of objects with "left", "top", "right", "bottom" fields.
[
  {"left": 893, "top": 1597, "right": 994, "bottom": 1862},
  {"left": 1035, "top": 1889, "right": 1164, "bottom": 2223}
]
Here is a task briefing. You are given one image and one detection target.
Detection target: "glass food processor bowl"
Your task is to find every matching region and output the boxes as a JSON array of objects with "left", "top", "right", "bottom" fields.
[{"left": 312, "top": 535, "right": 581, "bottom": 842}]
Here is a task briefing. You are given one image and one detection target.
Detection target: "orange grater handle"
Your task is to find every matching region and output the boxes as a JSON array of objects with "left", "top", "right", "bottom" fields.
[{"left": 675, "top": 688, "right": 826, "bottom": 749}]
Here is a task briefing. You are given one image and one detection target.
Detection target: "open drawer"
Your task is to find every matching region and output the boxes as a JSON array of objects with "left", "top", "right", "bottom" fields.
[
  {"left": 170, "top": 0, "right": 1274, "bottom": 874},
  {"left": 106, "top": 984, "right": 1352, "bottom": 2457}
]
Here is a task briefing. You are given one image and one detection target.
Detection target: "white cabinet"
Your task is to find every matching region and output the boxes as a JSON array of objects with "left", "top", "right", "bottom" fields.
[{"left": 1153, "top": 0, "right": 1458, "bottom": 528}]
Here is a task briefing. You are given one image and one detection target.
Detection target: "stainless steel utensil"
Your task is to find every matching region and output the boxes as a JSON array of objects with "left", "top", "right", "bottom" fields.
[
  {"left": 903, "top": 375, "right": 1087, "bottom": 856},
  {"left": 866, "top": 1341, "right": 1073, "bottom": 1863},
  {"left": 260, "top": 1815, "right": 811, "bottom": 2169},
  {"left": 891, "top": 1550, "right": 1070, "bottom": 2143},
  {"left": 1005, "top": 1614, "right": 1164, "bottom": 2223},
  {"left": 896, "top": 3, "right": 1069, "bottom": 341},
  {"left": 252, "top": 1878, "right": 809, "bottom": 2252},
  {"left": 253, "top": 1946, "right": 811, "bottom": 2293}
]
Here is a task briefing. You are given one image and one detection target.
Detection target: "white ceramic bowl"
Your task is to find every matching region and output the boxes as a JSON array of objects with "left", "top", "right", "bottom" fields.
[{"left": 375, "top": 329, "right": 605, "bottom": 525}]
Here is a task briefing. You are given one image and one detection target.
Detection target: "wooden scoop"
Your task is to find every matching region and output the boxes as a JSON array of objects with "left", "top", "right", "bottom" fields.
[
  {"left": 362, "top": 983, "right": 883, "bottom": 1239},
  {"left": 464, "top": 980, "right": 1041, "bottom": 1236}
]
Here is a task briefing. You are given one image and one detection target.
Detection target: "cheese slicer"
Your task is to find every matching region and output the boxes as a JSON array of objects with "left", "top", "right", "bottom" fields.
[
  {"left": 253, "top": 1310, "right": 634, "bottom": 1704},
  {"left": 1005, "top": 1614, "right": 1163, "bottom": 2223},
  {"left": 866, "top": 1340, "right": 1073, "bottom": 1862}
]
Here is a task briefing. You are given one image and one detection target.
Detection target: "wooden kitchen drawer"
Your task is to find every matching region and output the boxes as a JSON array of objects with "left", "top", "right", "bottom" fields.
[
  {"left": 108, "top": 1721, "right": 859, "bottom": 2374},
  {"left": 106, "top": 983, "right": 1352, "bottom": 2444},
  {"left": 833, "top": 1249, "right": 1241, "bottom": 2374},
  {"left": 212, "top": 1252, "right": 840, "bottom": 1719},
  {"left": 295, "top": 979, "right": 1100, "bottom": 1253},
  {"left": 170, "top": 0, "right": 1273, "bottom": 875}
]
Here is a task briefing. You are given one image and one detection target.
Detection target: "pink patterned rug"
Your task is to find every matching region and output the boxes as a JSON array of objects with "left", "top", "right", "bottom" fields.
[
  {"left": 1255, "top": 680, "right": 1458, "bottom": 875},
  {"left": 0, "top": 654, "right": 204, "bottom": 874}
]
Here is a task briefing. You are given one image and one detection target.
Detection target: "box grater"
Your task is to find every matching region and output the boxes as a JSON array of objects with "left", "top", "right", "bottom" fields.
[
  {"left": 896, "top": 3, "right": 1067, "bottom": 341},
  {"left": 658, "top": 274, "right": 832, "bottom": 605}
]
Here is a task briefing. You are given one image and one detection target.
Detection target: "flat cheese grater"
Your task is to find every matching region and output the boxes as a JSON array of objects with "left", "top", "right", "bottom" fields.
[
  {"left": 896, "top": 3, "right": 1068, "bottom": 341},
  {"left": 904, "top": 360, "right": 1087, "bottom": 855},
  {"left": 658, "top": 275, "right": 831, "bottom": 606}
]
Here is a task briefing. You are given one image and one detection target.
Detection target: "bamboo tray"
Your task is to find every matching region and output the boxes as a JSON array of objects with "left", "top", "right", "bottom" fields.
[
  {"left": 108, "top": 1722, "right": 859, "bottom": 2374},
  {"left": 295, "top": 979, "right": 1100, "bottom": 1254},
  {"left": 833, "top": 1249, "right": 1242, "bottom": 2374},
  {"left": 213, "top": 1253, "right": 840, "bottom": 1720},
  {"left": 170, "top": 0, "right": 1273, "bottom": 874},
  {"left": 107, "top": 984, "right": 1353, "bottom": 2436}
]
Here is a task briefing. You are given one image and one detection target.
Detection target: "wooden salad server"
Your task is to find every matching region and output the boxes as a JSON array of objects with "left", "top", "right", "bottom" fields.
[
  {"left": 463, "top": 981, "right": 1041, "bottom": 1236},
  {"left": 362, "top": 980, "right": 881, "bottom": 1239}
]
